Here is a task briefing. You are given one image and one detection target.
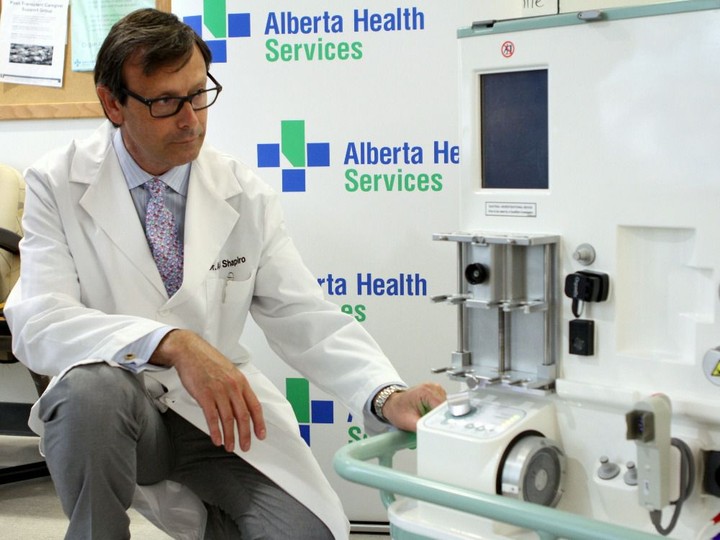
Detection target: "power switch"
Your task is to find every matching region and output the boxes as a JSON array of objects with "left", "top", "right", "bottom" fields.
[{"left": 569, "top": 319, "right": 594, "bottom": 356}]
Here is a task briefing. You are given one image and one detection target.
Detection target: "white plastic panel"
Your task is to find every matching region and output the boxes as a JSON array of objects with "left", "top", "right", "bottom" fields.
[{"left": 458, "top": 6, "right": 720, "bottom": 413}]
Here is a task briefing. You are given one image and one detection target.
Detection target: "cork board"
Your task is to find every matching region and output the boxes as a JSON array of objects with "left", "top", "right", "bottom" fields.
[{"left": 0, "top": 0, "right": 171, "bottom": 120}]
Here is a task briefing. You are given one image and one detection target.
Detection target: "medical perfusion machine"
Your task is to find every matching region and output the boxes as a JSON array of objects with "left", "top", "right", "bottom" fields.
[{"left": 386, "top": 2, "right": 720, "bottom": 539}]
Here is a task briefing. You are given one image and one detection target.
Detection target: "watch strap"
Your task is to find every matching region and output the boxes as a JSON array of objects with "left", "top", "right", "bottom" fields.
[{"left": 372, "top": 384, "right": 406, "bottom": 423}]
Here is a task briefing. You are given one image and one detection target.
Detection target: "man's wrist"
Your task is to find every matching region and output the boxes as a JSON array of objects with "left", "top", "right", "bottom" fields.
[
  {"left": 372, "top": 384, "right": 406, "bottom": 423},
  {"left": 149, "top": 328, "right": 182, "bottom": 367}
]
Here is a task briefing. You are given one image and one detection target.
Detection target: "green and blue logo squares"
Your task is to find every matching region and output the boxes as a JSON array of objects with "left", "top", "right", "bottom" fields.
[
  {"left": 286, "top": 378, "right": 334, "bottom": 446},
  {"left": 183, "top": 1, "right": 251, "bottom": 64},
  {"left": 257, "top": 120, "right": 330, "bottom": 192}
]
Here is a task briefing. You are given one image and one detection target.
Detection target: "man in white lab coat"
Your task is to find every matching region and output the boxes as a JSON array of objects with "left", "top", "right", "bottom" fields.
[{"left": 5, "top": 8, "right": 446, "bottom": 540}]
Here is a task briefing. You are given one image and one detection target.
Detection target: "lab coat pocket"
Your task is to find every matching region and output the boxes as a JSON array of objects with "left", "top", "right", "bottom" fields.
[
  {"left": 219, "top": 270, "right": 255, "bottom": 305},
  {"left": 204, "top": 271, "right": 256, "bottom": 359}
]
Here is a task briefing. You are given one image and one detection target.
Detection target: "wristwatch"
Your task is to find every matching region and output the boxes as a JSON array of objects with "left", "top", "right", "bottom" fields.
[{"left": 372, "top": 384, "right": 406, "bottom": 423}]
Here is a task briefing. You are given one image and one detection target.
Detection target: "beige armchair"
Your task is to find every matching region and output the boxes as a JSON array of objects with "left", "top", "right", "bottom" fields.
[
  {"left": 0, "top": 163, "right": 50, "bottom": 484},
  {"left": 1, "top": 163, "right": 24, "bottom": 363}
]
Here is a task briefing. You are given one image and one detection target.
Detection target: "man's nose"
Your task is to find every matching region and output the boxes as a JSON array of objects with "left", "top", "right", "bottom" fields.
[{"left": 176, "top": 99, "right": 199, "bottom": 126}]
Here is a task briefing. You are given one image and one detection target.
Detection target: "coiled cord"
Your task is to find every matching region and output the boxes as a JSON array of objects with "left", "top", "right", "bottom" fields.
[{"left": 649, "top": 437, "right": 695, "bottom": 536}]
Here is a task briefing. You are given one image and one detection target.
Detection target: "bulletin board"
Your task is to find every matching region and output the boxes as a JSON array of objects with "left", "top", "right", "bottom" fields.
[{"left": 0, "top": 0, "right": 171, "bottom": 120}]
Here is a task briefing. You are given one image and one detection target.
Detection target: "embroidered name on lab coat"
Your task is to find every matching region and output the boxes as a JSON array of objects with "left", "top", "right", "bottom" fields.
[{"left": 209, "top": 256, "right": 247, "bottom": 271}]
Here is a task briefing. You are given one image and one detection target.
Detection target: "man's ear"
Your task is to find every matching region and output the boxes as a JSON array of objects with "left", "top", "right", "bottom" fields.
[{"left": 96, "top": 85, "right": 124, "bottom": 125}]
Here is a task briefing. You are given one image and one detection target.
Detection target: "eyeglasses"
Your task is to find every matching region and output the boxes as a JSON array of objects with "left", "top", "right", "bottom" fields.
[{"left": 122, "top": 73, "right": 223, "bottom": 118}]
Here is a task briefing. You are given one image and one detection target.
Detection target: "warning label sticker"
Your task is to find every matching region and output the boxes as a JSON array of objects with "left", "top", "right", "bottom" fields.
[
  {"left": 712, "top": 361, "right": 720, "bottom": 377},
  {"left": 485, "top": 202, "right": 537, "bottom": 218},
  {"left": 702, "top": 349, "right": 720, "bottom": 386}
]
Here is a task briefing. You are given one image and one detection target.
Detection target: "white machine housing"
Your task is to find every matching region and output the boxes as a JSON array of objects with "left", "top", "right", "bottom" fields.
[
  {"left": 392, "top": 2, "right": 720, "bottom": 539},
  {"left": 456, "top": 1, "right": 720, "bottom": 415},
  {"left": 418, "top": 390, "right": 561, "bottom": 499},
  {"left": 410, "top": 390, "right": 564, "bottom": 539}
]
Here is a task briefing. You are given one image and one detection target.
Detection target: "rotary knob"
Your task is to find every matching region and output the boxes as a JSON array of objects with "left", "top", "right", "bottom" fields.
[
  {"left": 446, "top": 392, "right": 472, "bottom": 417},
  {"left": 465, "top": 263, "right": 488, "bottom": 285}
]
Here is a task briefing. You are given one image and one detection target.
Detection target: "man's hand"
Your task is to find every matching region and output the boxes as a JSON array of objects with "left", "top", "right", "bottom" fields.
[
  {"left": 150, "top": 329, "right": 266, "bottom": 452},
  {"left": 381, "top": 383, "right": 446, "bottom": 432}
]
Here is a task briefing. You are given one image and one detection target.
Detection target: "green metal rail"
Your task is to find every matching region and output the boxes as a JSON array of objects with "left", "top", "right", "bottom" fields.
[{"left": 334, "top": 431, "right": 671, "bottom": 540}]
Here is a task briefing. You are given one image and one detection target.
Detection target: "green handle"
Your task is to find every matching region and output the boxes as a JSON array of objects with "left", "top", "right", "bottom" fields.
[{"left": 334, "top": 431, "right": 669, "bottom": 540}]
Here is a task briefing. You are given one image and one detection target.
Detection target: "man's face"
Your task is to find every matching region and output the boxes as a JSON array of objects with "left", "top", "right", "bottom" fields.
[{"left": 107, "top": 45, "right": 209, "bottom": 176}]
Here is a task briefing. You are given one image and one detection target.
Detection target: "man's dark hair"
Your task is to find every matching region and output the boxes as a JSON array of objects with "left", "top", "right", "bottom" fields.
[{"left": 94, "top": 8, "right": 212, "bottom": 104}]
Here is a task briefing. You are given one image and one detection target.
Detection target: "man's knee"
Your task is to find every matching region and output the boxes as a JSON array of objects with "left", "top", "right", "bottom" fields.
[{"left": 39, "top": 363, "right": 144, "bottom": 425}]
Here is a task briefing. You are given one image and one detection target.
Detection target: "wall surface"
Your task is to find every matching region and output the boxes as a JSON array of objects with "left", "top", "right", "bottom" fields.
[{"left": 1, "top": 0, "right": 476, "bottom": 523}]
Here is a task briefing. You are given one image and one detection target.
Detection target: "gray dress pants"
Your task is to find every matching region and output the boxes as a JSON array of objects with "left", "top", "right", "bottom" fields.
[{"left": 38, "top": 363, "right": 334, "bottom": 540}]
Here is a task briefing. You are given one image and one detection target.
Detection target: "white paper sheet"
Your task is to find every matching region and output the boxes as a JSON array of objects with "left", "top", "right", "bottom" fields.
[
  {"left": 0, "top": 0, "right": 70, "bottom": 88},
  {"left": 71, "top": 0, "right": 154, "bottom": 72}
]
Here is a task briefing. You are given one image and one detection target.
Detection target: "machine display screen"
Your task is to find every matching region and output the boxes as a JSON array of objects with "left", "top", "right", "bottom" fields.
[{"left": 480, "top": 69, "right": 548, "bottom": 189}]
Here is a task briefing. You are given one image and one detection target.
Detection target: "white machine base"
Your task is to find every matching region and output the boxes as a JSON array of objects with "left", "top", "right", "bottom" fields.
[
  {"left": 400, "top": 390, "right": 564, "bottom": 539},
  {"left": 388, "top": 499, "right": 537, "bottom": 540}
]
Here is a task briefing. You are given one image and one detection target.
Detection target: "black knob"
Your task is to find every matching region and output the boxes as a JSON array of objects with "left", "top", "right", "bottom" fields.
[{"left": 464, "top": 263, "right": 488, "bottom": 285}]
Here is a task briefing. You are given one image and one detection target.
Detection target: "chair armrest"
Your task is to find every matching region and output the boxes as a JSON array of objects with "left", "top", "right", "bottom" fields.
[{"left": 0, "top": 227, "right": 20, "bottom": 255}]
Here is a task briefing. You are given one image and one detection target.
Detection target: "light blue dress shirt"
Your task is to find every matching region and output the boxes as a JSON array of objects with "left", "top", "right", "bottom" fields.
[{"left": 110, "top": 128, "right": 188, "bottom": 371}]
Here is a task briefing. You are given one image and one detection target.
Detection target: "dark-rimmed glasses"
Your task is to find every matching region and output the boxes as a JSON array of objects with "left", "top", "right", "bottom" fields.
[{"left": 122, "top": 73, "right": 223, "bottom": 118}]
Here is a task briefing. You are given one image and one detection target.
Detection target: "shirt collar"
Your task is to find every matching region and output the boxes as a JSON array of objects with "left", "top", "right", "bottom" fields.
[{"left": 112, "top": 127, "right": 190, "bottom": 196}]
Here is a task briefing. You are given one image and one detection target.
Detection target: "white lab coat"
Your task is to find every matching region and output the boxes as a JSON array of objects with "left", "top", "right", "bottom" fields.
[{"left": 6, "top": 122, "right": 403, "bottom": 539}]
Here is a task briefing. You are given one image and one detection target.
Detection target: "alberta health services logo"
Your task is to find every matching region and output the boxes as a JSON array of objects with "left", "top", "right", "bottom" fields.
[
  {"left": 257, "top": 119, "right": 459, "bottom": 194},
  {"left": 286, "top": 378, "right": 366, "bottom": 446},
  {"left": 182, "top": 2, "right": 251, "bottom": 63},
  {"left": 182, "top": 2, "right": 425, "bottom": 64},
  {"left": 257, "top": 120, "right": 330, "bottom": 193}
]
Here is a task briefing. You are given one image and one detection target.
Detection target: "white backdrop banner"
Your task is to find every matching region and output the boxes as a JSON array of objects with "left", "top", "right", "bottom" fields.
[{"left": 171, "top": 0, "right": 474, "bottom": 523}]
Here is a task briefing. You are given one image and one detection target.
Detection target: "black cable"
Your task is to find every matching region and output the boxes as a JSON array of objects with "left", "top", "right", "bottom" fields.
[{"left": 649, "top": 437, "right": 695, "bottom": 536}]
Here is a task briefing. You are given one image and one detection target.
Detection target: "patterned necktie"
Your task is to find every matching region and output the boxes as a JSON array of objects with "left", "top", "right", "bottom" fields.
[{"left": 145, "top": 178, "right": 183, "bottom": 296}]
